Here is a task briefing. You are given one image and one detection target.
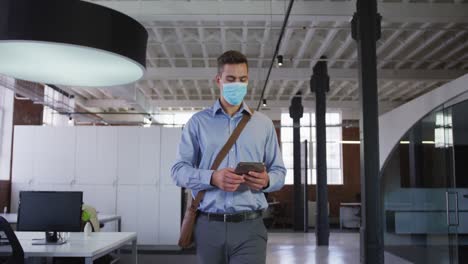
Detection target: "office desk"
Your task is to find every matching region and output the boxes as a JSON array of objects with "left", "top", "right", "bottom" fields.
[
  {"left": 97, "top": 214, "right": 122, "bottom": 232},
  {"left": 0, "top": 213, "right": 122, "bottom": 232},
  {"left": 9, "top": 232, "right": 137, "bottom": 264}
]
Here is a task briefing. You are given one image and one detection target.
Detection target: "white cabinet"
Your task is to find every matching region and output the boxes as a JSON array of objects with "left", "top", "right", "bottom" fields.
[
  {"left": 116, "top": 185, "right": 159, "bottom": 244},
  {"left": 137, "top": 185, "right": 159, "bottom": 245},
  {"left": 75, "top": 127, "right": 117, "bottom": 185},
  {"left": 138, "top": 127, "right": 160, "bottom": 185},
  {"left": 75, "top": 127, "right": 97, "bottom": 184},
  {"left": 116, "top": 185, "right": 138, "bottom": 233},
  {"left": 159, "top": 185, "right": 181, "bottom": 245},
  {"left": 96, "top": 127, "right": 118, "bottom": 185},
  {"left": 11, "top": 126, "right": 35, "bottom": 184},
  {"left": 33, "top": 127, "right": 75, "bottom": 184},
  {"left": 160, "top": 128, "right": 182, "bottom": 186},
  {"left": 117, "top": 128, "right": 139, "bottom": 185},
  {"left": 72, "top": 184, "right": 117, "bottom": 215},
  {"left": 12, "top": 126, "right": 181, "bottom": 246}
]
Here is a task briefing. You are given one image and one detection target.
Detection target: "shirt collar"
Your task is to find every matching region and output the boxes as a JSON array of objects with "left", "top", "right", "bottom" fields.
[{"left": 212, "top": 100, "right": 253, "bottom": 117}]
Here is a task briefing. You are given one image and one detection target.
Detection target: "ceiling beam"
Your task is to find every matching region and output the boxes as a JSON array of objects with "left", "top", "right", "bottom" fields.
[
  {"left": 380, "top": 81, "right": 409, "bottom": 99},
  {"left": 378, "top": 23, "right": 430, "bottom": 68},
  {"left": 394, "top": 23, "right": 454, "bottom": 69},
  {"left": 220, "top": 21, "right": 226, "bottom": 52},
  {"left": 278, "top": 27, "right": 294, "bottom": 57},
  {"left": 174, "top": 27, "right": 192, "bottom": 67},
  {"left": 241, "top": 22, "right": 248, "bottom": 55},
  {"left": 97, "top": 84, "right": 154, "bottom": 114},
  {"left": 427, "top": 37, "right": 468, "bottom": 69},
  {"left": 83, "top": 98, "right": 399, "bottom": 113},
  {"left": 90, "top": 1, "right": 468, "bottom": 23},
  {"left": 330, "top": 34, "right": 353, "bottom": 68},
  {"left": 309, "top": 23, "right": 340, "bottom": 68},
  {"left": 289, "top": 80, "right": 306, "bottom": 100},
  {"left": 411, "top": 31, "right": 467, "bottom": 69},
  {"left": 276, "top": 80, "right": 290, "bottom": 101},
  {"left": 197, "top": 22, "right": 210, "bottom": 68},
  {"left": 193, "top": 80, "right": 203, "bottom": 100},
  {"left": 293, "top": 23, "right": 315, "bottom": 68},
  {"left": 329, "top": 81, "right": 349, "bottom": 99},
  {"left": 151, "top": 28, "right": 175, "bottom": 67},
  {"left": 161, "top": 80, "right": 176, "bottom": 100},
  {"left": 143, "top": 67, "right": 467, "bottom": 82}
]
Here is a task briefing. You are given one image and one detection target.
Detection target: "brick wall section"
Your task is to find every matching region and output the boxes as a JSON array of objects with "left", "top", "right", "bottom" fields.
[
  {"left": 268, "top": 126, "right": 361, "bottom": 225},
  {"left": 0, "top": 180, "right": 10, "bottom": 212}
]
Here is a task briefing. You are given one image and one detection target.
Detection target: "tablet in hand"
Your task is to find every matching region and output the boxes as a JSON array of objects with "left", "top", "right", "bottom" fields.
[{"left": 234, "top": 162, "right": 265, "bottom": 175}]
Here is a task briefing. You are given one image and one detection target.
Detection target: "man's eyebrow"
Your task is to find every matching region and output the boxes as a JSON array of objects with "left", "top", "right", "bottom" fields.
[{"left": 226, "top": 75, "right": 248, "bottom": 78}]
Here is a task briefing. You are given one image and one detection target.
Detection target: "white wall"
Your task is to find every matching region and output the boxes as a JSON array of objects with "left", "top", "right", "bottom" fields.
[
  {"left": 11, "top": 126, "right": 182, "bottom": 245},
  {"left": 379, "top": 73, "right": 468, "bottom": 168},
  {"left": 0, "top": 81, "right": 14, "bottom": 181}
]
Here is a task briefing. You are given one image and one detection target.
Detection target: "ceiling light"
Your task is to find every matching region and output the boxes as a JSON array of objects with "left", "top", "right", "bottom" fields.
[
  {"left": 143, "top": 115, "right": 152, "bottom": 126},
  {"left": 0, "top": 0, "right": 148, "bottom": 87},
  {"left": 277, "top": 55, "right": 283, "bottom": 67}
]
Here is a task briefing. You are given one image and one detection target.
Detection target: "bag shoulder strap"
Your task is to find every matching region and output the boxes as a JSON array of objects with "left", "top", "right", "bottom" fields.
[{"left": 191, "top": 110, "right": 253, "bottom": 207}]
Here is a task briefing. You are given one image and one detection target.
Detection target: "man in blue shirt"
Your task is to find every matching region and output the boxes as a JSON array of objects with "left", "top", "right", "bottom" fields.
[{"left": 171, "top": 50, "right": 286, "bottom": 264}]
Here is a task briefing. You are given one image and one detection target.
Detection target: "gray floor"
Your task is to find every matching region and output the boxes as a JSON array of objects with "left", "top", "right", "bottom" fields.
[{"left": 120, "top": 232, "right": 412, "bottom": 264}]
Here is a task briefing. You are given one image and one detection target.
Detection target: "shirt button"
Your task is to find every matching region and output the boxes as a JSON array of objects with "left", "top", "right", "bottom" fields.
[{"left": 230, "top": 149, "right": 234, "bottom": 152}]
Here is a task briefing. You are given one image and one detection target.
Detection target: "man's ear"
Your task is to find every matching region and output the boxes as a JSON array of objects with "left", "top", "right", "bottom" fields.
[{"left": 215, "top": 74, "right": 221, "bottom": 88}]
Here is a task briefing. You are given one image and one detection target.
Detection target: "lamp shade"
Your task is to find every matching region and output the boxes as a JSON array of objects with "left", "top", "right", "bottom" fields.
[{"left": 0, "top": 0, "right": 148, "bottom": 87}]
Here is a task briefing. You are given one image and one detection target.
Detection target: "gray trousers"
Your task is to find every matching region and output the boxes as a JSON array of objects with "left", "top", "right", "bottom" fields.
[{"left": 194, "top": 214, "right": 267, "bottom": 264}]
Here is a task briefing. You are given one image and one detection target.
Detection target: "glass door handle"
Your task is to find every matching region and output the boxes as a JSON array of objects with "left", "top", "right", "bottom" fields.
[
  {"left": 446, "top": 191, "right": 460, "bottom": 227},
  {"left": 446, "top": 191, "right": 450, "bottom": 226},
  {"left": 455, "top": 192, "right": 459, "bottom": 226}
]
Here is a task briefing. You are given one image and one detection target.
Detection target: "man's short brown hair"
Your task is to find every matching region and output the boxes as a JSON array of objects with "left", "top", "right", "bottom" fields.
[{"left": 217, "top": 50, "right": 248, "bottom": 74}]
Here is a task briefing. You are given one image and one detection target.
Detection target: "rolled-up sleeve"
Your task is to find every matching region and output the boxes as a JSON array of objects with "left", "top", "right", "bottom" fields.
[
  {"left": 170, "top": 117, "right": 215, "bottom": 191},
  {"left": 263, "top": 121, "right": 286, "bottom": 192}
]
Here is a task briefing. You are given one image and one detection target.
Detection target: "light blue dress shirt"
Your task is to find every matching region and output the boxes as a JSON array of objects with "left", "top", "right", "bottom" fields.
[{"left": 171, "top": 100, "right": 286, "bottom": 213}]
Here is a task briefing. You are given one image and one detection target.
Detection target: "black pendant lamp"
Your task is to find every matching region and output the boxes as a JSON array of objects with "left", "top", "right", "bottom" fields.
[{"left": 0, "top": 0, "right": 148, "bottom": 87}]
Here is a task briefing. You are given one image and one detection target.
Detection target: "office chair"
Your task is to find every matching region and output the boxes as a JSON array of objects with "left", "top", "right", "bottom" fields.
[{"left": 0, "top": 216, "right": 24, "bottom": 264}]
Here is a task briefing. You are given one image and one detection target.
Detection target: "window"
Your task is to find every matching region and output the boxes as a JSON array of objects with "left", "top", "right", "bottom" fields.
[
  {"left": 281, "top": 112, "right": 343, "bottom": 185},
  {"left": 42, "top": 85, "right": 74, "bottom": 126}
]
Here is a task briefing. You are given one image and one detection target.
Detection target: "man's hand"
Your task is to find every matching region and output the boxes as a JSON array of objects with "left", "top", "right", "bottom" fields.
[
  {"left": 244, "top": 168, "right": 269, "bottom": 191},
  {"left": 211, "top": 168, "right": 245, "bottom": 192}
]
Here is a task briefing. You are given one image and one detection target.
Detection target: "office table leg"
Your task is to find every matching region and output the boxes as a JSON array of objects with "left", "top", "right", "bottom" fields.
[
  {"left": 132, "top": 239, "right": 138, "bottom": 264},
  {"left": 85, "top": 257, "right": 93, "bottom": 264},
  {"left": 118, "top": 218, "right": 122, "bottom": 232},
  {"left": 339, "top": 207, "right": 343, "bottom": 230}
]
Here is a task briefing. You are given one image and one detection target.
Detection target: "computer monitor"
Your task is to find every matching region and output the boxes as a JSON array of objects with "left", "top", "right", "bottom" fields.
[{"left": 17, "top": 191, "right": 83, "bottom": 244}]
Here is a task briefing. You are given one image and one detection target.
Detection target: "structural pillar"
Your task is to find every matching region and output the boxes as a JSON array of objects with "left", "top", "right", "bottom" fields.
[
  {"left": 289, "top": 92, "right": 304, "bottom": 231},
  {"left": 351, "top": 0, "right": 384, "bottom": 263},
  {"left": 311, "top": 56, "right": 330, "bottom": 246}
]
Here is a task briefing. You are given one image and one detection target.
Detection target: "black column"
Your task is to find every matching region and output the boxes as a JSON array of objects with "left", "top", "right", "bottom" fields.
[
  {"left": 311, "top": 56, "right": 330, "bottom": 246},
  {"left": 351, "top": 0, "right": 384, "bottom": 263},
  {"left": 290, "top": 92, "right": 304, "bottom": 231}
]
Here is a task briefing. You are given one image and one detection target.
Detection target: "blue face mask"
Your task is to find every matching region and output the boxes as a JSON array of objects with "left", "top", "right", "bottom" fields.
[{"left": 222, "top": 82, "right": 247, "bottom": 106}]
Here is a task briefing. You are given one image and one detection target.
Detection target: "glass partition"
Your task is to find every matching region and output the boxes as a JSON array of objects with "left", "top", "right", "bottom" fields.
[{"left": 381, "top": 90, "right": 468, "bottom": 264}]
